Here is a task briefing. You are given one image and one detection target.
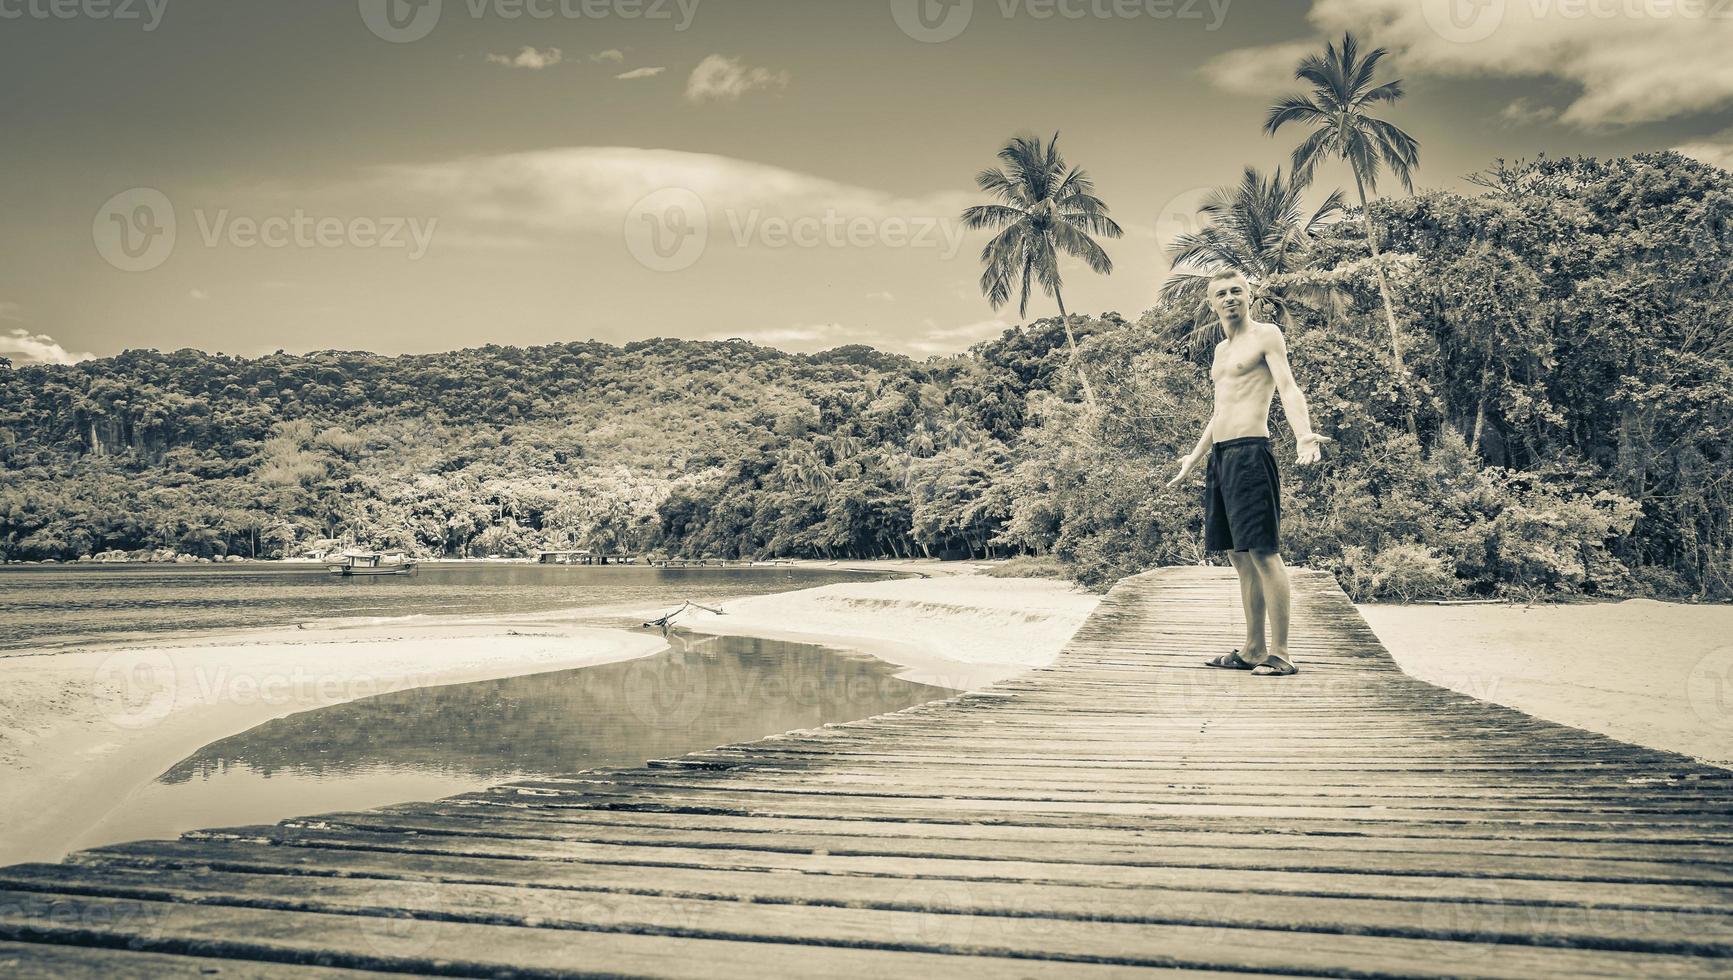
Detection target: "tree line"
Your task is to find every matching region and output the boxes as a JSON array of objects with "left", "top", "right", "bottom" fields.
[{"left": 2, "top": 32, "right": 1729, "bottom": 600}]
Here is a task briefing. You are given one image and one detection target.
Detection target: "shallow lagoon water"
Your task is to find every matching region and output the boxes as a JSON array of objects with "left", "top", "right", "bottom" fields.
[
  {"left": 0, "top": 563, "right": 888, "bottom": 651},
  {"left": 68, "top": 632, "right": 961, "bottom": 853}
]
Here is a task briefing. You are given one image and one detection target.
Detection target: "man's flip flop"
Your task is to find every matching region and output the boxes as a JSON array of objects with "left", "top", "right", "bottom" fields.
[
  {"left": 1205, "top": 650, "right": 1255, "bottom": 670},
  {"left": 1250, "top": 656, "right": 1299, "bottom": 677}
]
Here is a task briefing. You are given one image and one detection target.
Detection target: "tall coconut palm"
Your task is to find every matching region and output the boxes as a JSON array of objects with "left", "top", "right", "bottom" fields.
[
  {"left": 962, "top": 133, "right": 1122, "bottom": 410},
  {"left": 1265, "top": 31, "right": 1419, "bottom": 377},
  {"left": 1160, "top": 165, "right": 1345, "bottom": 357}
]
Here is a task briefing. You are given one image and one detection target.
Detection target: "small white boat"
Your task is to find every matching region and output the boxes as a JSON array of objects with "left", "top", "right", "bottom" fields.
[{"left": 325, "top": 551, "right": 418, "bottom": 576}]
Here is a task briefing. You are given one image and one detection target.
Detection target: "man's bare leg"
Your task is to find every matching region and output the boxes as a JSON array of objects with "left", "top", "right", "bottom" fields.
[
  {"left": 1227, "top": 550, "right": 1267, "bottom": 662},
  {"left": 1246, "top": 550, "right": 1296, "bottom": 672}
]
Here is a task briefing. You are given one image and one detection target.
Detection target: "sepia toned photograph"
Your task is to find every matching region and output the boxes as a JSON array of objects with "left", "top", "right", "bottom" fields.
[{"left": 2, "top": 0, "right": 1732, "bottom": 975}]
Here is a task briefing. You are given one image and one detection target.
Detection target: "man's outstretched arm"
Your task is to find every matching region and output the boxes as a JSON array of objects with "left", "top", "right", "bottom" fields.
[
  {"left": 1167, "top": 415, "right": 1215, "bottom": 487},
  {"left": 1263, "top": 327, "right": 1330, "bottom": 464}
]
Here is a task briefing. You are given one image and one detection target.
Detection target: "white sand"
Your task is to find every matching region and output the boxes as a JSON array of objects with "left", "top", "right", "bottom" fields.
[
  {"left": 638, "top": 574, "right": 1102, "bottom": 691},
  {"left": 1359, "top": 599, "right": 1733, "bottom": 768},
  {"left": 0, "top": 621, "right": 667, "bottom": 867},
  {"left": 0, "top": 569, "right": 1100, "bottom": 866}
]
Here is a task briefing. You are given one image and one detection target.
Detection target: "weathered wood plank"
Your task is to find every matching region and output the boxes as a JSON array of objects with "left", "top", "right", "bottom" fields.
[{"left": 6, "top": 565, "right": 1730, "bottom": 978}]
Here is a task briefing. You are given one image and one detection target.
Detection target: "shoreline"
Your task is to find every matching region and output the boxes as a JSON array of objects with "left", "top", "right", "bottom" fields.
[
  {"left": 0, "top": 621, "right": 669, "bottom": 867},
  {"left": 0, "top": 565, "right": 1097, "bottom": 867}
]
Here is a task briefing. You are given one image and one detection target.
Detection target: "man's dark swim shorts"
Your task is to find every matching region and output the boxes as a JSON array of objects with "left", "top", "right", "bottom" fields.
[{"left": 1203, "top": 436, "right": 1281, "bottom": 553}]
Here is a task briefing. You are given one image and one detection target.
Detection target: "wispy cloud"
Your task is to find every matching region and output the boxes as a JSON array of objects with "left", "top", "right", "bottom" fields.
[
  {"left": 590, "top": 49, "right": 625, "bottom": 64},
  {"left": 685, "top": 54, "right": 789, "bottom": 104},
  {"left": 1501, "top": 97, "right": 1558, "bottom": 128},
  {"left": 616, "top": 66, "right": 666, "bottom": 81},
  {"left": 2, "top": 328, "right": 94, "bottom": 365},
  {"left": 865, "top": 291, "right": 895, "bottom": 302},
  {"left": 380, "top": 146, "right": 971, "bottom": 239},
  {"left": 0, "top": 301, "right": 22, "bottom": 322},
  {"left": 700, "top": 322, "right": 875, "bottom": 352},
  {"left": 1198, "top": 41, "right": 1314, "bottom": 97},
  {"left": 485, "top": 47, "right": 563, "bottom": 70},
  {"left": 1677, "top": 129, "right": 1733, "bottom": 172},
  {"left": 904, "top": 317, "right": 1013, "bottom": 356},
  {"left": 1207, "top": 0, "right": 1733, "bottom": 127}
]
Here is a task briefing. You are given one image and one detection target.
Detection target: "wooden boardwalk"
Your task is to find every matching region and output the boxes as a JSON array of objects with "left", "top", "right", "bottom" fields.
[{"left": 3, "top": 567, "right": 1731, "bottom": 977}]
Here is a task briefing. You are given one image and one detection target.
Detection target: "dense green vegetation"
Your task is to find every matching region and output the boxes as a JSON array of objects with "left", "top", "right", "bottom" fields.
[{"left": 2, "top": 153, "right": 1729, "bottom": 600}]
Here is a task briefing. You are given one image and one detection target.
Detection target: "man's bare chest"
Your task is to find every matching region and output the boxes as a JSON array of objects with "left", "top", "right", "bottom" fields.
[{"left": 1212, "top": 339, "right": 1268, "bottom": 383}]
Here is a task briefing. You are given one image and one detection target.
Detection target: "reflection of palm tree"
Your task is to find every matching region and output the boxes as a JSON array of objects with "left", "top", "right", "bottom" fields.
[
  {"left": 962, "top": 133, "right": 1122, "bottom": 410},
  {"left": 1265, "top": 31, "right": 1419, "bottom": 376},
  {"left": 1162, "top": 166, "right": 1343, "bottom": 355}
]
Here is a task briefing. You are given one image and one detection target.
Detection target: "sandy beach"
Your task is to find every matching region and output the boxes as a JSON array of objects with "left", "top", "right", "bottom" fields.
[
  {"left": 0, "top": 568, "right": 1099, "bottom": 867},
  {"left": 1360, "top": 598, "right": 1733, "bottom": 768},
  {"left": 639, "top": 570, "right": 1103, "bottom": 690},
  {"left": 0, "top": 620, "right": 671, "bottom": 867}
]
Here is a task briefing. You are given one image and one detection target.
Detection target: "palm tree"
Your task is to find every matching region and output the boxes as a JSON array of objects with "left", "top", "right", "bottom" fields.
[
  {"left": 1161, "top": 165, "right": 1345, "bottom": 356},
  {"left": 962, "top": 133, "right": 1122, "bottom": 410},
  {"left": 1265, "top": 31, "right": 1419, "bottom": 377}
]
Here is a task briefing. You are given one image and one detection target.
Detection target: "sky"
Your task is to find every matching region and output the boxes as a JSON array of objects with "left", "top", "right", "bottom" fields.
[{"left": 2, "top": 0, "right": 1731, "bottom": 364}]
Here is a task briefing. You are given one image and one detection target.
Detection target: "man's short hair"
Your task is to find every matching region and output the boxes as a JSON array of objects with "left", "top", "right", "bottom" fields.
[{"left": 1206, "top": 270, "right": 1250, "bottom": 290}]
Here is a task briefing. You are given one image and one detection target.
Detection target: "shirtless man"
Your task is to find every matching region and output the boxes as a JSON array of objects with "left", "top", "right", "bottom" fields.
[{"left": 1167, "top": 271, "right": 1330, "bottom": 676}]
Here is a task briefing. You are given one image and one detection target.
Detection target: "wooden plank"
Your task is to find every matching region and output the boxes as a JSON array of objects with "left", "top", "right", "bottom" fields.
[
  {"left": 4, "top": 565, "right": 1729, "bottom": 978},
  {"left": 0, "top": 941, "right": 390, "bottom": 979}
]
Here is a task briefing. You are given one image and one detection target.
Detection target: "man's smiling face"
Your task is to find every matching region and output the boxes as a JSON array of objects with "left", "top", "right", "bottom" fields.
[{"left": 1208, "top": 273, "right": 1251, "bottom": 328}]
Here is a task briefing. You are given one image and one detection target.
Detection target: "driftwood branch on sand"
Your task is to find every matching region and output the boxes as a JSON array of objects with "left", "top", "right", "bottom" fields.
[{"left": 643, "top": 600, "right": 726, "bottom": 631}]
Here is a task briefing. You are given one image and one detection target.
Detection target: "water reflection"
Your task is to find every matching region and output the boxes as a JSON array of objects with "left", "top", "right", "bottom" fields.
[
  {"left": 163, "top": 632, "right": 955, "bottom": 783},
  {"left": 70, "top": 634, "right": 957, "bottom": 853}
]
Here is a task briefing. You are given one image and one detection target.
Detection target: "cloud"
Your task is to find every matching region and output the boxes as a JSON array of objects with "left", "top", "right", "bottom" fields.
[
  {"left": 486, "top": 47, "right": 563, "bottom": 70},
  {"left": 1205, "top": 0, "right": 1733, "bottom": 127},
  {"left": 616, "top": 66, "right": 666, "bottom": 80},
  {"left": 1677, "top": 130, "right": 1733, "bottom": 172},
  {"left": 865, "top": 291, "right": 896, "bottom": 302},
  {"left": 590, "top": 49, "right": 625, "bottom": 64},
  {"left": 700, "top": 322, "right": 876, "bottom": 352},
  {"left": 1500, "top": 97, "right": 1558, "bottom": 127},
  {"left": 685, "top": 54, "right": 790, "bottom": 103},
  {"left": 903, "top": 317, "right": 1013, "bottom": 356},
  {"left": 189, "top": 289, "right": 210, "bottom": 301},
  {"left": 2, "top": 328, "right": 93, "bottom": 365},
  {"left": 379, "top": 146, "right": 971, "bottom": 239},
  {"left": 1198, "top": 41, "right": 1316, "bottom": 96},
  {"left": 0, "top": 301, "right": 22, "bottom": 322}
]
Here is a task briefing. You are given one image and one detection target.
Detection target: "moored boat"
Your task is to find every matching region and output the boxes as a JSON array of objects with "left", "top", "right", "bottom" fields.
[{"left": 325, "top": 551, "right": 418, "bottom": 576}]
